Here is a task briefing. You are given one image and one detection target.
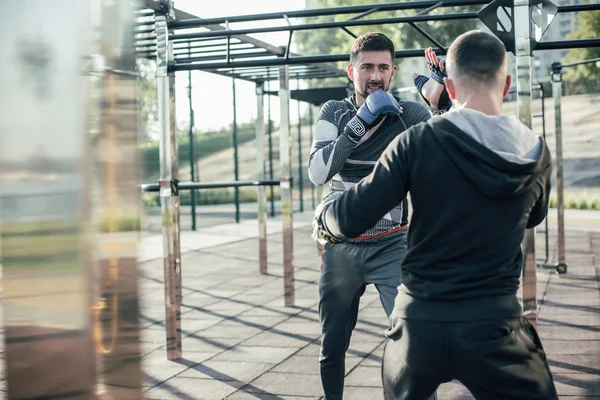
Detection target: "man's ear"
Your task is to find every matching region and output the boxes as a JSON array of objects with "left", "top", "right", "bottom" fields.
[
  {"left": 502, "top": 75, "right": 512, "bottom": 99},
  {"left": 444, "top": 77, "right": 456, "bottom": 100},
  {"left": 391, "top": 64, "right": 397, "bottom": 81},
  {"left": 347, "top": 63, "right": 355, "bottom": 82}
]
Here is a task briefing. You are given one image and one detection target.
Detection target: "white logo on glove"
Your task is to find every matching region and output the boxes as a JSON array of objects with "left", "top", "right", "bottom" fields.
[{"left": 348, "top": 118, "right": 366, "bottom": 137}]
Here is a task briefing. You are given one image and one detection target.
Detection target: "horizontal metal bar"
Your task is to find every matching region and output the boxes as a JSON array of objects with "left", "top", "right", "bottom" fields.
[
  {"left": 171, "top": 47, "right": 444, "bottom": 72},
  {"left": 557, "top": 3, "right": 600, "bottom": 13},
  {"left": 169, "top": 0, "right": 489, "bottom": 29},
  {"left": 135, "top": 39, "right": 156, "bottom": 46},
  {"left": 135, "top": 28, "right": 156, "bottom": 35},
  {"left": 135, "top": 20, "right": 155, "bottom": 27},
  {"left": 173, "top": 43, "right": 255, "bottom": 53},
  {"left": 170, "top": 13, "right": 477, "bottom": 40},
  {"left": 173, "top": 37, "right": 235, "bottom": 46},
  {"left": 173, "top": 47, "right": 259, "bottom": 58},
  {"left": 136, "top": 9, "right": 155, "bottom": 17},
  {"left": 141, "top": 180, "right": 281, "bottom": 192},
  {"left": 536, "top": 39, "right": 600, "bottom": 51},
  {"left": 560, "top": 57, "right": 600, "bottom": 69},
  {"left": 174, "top": 51, "right": 271, "bottom": 64}
]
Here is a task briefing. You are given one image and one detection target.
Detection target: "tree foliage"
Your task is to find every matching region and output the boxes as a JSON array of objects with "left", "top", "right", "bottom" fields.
[
  {"left": 561, "top": 9, "right": 600, "bottom": 94},
  {"left": 137, "top": 59, "right": 158, "bottom": 139},
  {"left": 294, "top": 0, "right": 479, "bottom": 86}
]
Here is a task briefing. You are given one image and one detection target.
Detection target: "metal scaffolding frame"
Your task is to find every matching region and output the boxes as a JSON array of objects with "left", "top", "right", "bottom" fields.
[{"left": 138, "top": 0, "right": 600, "bottom": 359}]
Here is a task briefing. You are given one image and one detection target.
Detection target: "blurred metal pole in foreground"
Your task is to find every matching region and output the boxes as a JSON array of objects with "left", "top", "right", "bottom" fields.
[{"left": 0, "top": 0, "right": 143, "bottom": 398}]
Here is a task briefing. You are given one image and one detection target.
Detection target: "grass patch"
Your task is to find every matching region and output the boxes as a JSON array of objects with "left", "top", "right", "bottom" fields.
[
  {"left": 141, "top": 127, "right": 257, "bottom": 180},
  {"left": 98, "top": 214, "right": 141, "bottom": 232},
  {"left": 549, "top": 194, "right": 600, "bottom": 210}
]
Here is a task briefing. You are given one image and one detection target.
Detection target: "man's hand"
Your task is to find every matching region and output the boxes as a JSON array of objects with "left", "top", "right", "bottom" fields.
[
  {"left": 345, "top": 90, "right": 400, "bottom": 142},
  {"left": 413, "top": 48, "right": 452, "bottom": 114}
]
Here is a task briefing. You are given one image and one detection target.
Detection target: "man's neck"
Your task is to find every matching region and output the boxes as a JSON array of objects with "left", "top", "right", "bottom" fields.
[
  {"left": 353, "top": 93, "right": 366, "bottom": 107},
  {"left": 455, "top": 93, "right": 503, "bottom": 116}
]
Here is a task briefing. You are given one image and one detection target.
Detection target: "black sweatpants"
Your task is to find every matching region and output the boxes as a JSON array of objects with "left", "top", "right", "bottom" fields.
[
  {"left": 382, "top": 317, "right": 558, "bottom": 400},
  {"left": 318, "top": 230, "right": 407, "bottom": 400}
]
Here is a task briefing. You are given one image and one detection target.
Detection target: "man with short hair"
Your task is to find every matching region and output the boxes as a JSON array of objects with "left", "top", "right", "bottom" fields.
[
  {"left": 315, "top": 30, "right": 557, "bottom": 399},
  {"left": 309, "top": 32, "right": 446, "bottom": 400}
]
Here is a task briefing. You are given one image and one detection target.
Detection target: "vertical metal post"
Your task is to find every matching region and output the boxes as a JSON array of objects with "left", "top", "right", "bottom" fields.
[
  {"left": 156, "top": 10, "right": 182, "bottom": 359},
  {"left": 540, "top": 83, "right": 549, "bottom": 264},
  {"left": 267, "top": 76, "right": 276, "bottom": 217},
  {"left": 309, "top": 105, "right": 315, "bottom": 209},
  {"left": 551, "top": 63, "right": 568, "bottom": 274},
  {"left": 515, "top": 0, "right": 537, "bottom": 325},
  {"left": 1, "top": 0, "right": 143, "bottom": 397},
  {"left": 187, "top": 58, "right": 197, "bottom": 231},
  {"left": 93, "top": 1, "right": 143, "bottom": 396},
  {"left": 232, "top": 78, "right": 240, "bottom": 223},
  {"left": 256, "top": 83, "right": 268, "bottom": 274},
  {"left": 279, "top": 66, "right": 295, "bottom": 306},
  {"left": 297, "top": 85, "right": 304, "bottom": 213}
]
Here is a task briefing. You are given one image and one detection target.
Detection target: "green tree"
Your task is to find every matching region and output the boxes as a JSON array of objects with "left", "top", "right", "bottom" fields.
[
  {"left": 137, "top": 59, "right": 158, "bottom": 141},
  {"left": 561, "top": 9, "right": 600, "bottom": 94},
  {"left": 295, "top": 0, "right": 478, "bottom": 86}
]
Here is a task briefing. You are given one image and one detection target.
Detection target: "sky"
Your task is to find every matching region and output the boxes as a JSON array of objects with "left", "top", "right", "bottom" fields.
[{"left": 171, "top": 0, "right": 315, "bottom": 133}]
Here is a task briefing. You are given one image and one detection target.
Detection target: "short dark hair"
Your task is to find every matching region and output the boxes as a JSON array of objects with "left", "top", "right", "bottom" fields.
[
  {"left": 447, "top": 30, "right": 507, "bottom": 83},
  {"left": 350, "top": 32, "right": 395, "bottom": 65}
]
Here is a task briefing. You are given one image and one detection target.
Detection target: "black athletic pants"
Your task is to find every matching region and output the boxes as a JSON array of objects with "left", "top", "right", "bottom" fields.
[{"left": 382, "top": 317, "right": 558, "bottom": 400}]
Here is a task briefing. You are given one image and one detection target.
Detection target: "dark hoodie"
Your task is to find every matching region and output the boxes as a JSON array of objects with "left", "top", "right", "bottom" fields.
[{"left": 322, "top": 108, "right": 552, "bottom": 321}]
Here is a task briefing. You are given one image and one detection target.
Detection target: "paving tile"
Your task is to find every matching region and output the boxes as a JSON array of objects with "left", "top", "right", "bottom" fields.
[
  {"left": 178, "top": 361, "right": 275, "bottom": 382},
  {"left": 345, "top": 365, "right": 381, "bottom": 387},
  {"left": 144, "top": 377, "right": 243, "bottom": 400},
  {"left": 553, "top": 374, "right": 600, "bottom": 396},
  {"left": 541, "top": 340, "right": 600, "bottom": 355},
  {"left": 244, "top": 372, "right": 323, "bottom": 397},
  {"left": 538, "top": 325, "right": 600, "bottom": 340},
  {"left": 211, "top": 346, "right": 299, "bottom": 364},
  {"left": 226, "top": 393, "right": 320, "bottom": 400},
  {"left": 242, "top": 331, "right": 315, "bottom": 348},
  {"left": 270, "top": 355, "right": 319, "bottom": 375},
  {"left": 548, "top": 354, "right": 600, "bottom": 375},
  {"left": 339, "top": 386, "right": 385, "bottom": 400}
]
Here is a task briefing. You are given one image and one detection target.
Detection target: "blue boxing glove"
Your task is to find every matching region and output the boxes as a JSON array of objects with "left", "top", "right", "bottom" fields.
[{"left": 344, "top": 90, "right": 400, "bottom": 143}]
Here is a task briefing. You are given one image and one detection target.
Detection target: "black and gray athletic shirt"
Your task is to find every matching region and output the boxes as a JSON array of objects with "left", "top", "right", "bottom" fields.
[{"left": 308, "top": 95, "right": 431, "bottom": 240}]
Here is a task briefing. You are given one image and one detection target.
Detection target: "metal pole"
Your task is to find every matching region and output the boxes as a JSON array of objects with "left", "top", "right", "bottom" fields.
[
  {"left": 233, "top": 78, "right": 240, "bottom": 223},
  {"left": 267, "top": 77, "right": 276, "bottom": 217},
  {"left": 515, "top": 0, "right": 537, "bottom": 326},
  {"left": 309, "top": 105, "right": 315, "bottom": 209},
  {"left": 551, "top": 63, "right": 568, "bottom": 274},
  {"left": 297, "top": 82, "right": 304, "bottom": 213},
  {"left": 279, "top": 65, "right": 295, "bottom": 306},
  {"left": 93, "top": 0, "right": 144, "bottom": 392},
  {"left": 1, "top": 2, "right": 100, "bottom": 398},
  {"left": 156, "top": 10, "right": 183, "bottom": 359},
  {"left": 540, "top": 84, "right": 549, "bottom": 264},
  {"left": 187, "top": 50, "right": 197, "bottom": 231},
  {"left": 256, "top": 83, "right": 268, "bottom": 274}
]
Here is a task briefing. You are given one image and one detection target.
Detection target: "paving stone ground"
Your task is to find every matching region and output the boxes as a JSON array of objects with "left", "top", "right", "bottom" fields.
[{"left": 138, "top": 211, "right": 600, "bottom": 400}]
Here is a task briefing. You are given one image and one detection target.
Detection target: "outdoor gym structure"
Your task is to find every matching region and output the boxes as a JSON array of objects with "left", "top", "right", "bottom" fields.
[
  {"left": 135, "top": 0, "right": 600, "bottom": 360},
  {"left": 1, "top": 0, "right": 599, "bottom": 398}
]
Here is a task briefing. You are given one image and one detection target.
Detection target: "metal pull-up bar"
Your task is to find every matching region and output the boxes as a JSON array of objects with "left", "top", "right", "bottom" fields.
[
  {"left": 169, "top": 0, "right": 491, "bottom": 29},
  {"left": 141, "top": 179, "right": 281, "bottom": 192}
]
